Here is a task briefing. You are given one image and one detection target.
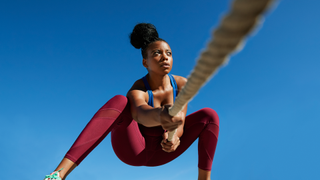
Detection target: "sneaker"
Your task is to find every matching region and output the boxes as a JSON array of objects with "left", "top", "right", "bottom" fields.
[{"left": 44, "top": 168, "right": 63, "bottom": 180}]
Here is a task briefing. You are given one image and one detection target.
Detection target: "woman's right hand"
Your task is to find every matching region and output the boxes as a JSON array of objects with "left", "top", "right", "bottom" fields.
[
  {"left": 161, "top": 131, "right": 181, "bottom": 152},
  {"left": 159, "top": 104, "right": 183, "bottom": 131}
]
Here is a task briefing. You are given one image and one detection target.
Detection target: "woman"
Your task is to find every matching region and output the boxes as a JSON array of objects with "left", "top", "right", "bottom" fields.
[{"left": 44, "top": 23, "right": 219, "bottom": 180}]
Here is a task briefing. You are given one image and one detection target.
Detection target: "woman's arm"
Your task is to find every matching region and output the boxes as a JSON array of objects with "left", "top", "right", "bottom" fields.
[{"left": 127, "top": 84, "right": 163, "bottom": 127}]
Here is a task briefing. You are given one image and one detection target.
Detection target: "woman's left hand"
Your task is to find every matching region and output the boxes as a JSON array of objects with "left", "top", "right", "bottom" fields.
[{"left": 161, "top": 131, "right": 181, "bottom": 153}]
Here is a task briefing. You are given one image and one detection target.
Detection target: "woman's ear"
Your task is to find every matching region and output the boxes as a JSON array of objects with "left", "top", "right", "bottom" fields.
[{"left": 143, "top": 58, "right": 148, "bottom": 68}]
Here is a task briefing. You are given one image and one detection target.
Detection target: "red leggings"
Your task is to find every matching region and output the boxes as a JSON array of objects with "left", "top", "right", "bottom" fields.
[{"left": 65, "top": 95, "right": 219, "bottom": 171}]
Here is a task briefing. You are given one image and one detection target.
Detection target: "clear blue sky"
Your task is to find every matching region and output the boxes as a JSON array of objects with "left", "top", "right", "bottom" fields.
[{"left": 1, "top": 0, "right": 319, "bottom": 179}]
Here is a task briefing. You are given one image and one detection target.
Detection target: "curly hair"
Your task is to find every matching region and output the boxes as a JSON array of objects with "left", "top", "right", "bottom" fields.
[{"left": 129, "top": 23, "right": 166, "bottom": 58}]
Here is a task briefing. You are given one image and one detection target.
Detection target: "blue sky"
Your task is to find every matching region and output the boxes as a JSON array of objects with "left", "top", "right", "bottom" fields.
[{"left": 1, "top": 0, "right": 319, "bottom": 179}]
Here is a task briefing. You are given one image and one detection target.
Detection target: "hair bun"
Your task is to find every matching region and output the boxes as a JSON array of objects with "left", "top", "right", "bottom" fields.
[{"left": 130, "top": 23, "right": 159, "bottom": 49}]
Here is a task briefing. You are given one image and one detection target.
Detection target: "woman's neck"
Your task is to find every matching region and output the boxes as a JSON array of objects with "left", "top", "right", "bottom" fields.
[{"left": 146, "top": 73, "right": 171, "bottom": 91}]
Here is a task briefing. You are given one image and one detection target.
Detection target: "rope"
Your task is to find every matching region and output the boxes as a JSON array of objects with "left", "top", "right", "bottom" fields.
[{"left": 167, "top": 0, "right": 275, "bottom": 141}]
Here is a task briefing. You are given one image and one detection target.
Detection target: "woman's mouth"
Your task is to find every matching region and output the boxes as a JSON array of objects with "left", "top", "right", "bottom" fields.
[{"left": 161, "top": 63, "right": 170, "bottom": 68}]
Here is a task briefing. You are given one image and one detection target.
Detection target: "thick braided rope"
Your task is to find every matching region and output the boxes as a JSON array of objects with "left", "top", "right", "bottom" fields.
[{"left": 167, "top": 0, "right": 274, "bottom": 141}]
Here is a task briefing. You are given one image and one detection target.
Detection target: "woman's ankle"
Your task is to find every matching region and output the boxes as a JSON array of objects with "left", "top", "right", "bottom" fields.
[
  {"left": 198, "top": 168, "right": 211, "bottom": 180},
  {"left": 54, "top": 158, "right": 77, "bottom": 179}
]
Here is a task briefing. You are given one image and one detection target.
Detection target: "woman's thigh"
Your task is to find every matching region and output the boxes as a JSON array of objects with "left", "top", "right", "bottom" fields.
[{"left": 111, "top": 105, "right": 147, "bottom": 166}]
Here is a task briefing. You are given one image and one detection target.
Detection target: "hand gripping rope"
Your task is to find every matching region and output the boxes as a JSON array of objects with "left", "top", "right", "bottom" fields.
[{"left": 167, "top": 0, "right": 276, "bottom": 141}]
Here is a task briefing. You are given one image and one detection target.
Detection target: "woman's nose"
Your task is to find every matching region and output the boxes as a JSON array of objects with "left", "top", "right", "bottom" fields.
[{"left": 162, "top": 53, "right": 169, "bottom": 61}]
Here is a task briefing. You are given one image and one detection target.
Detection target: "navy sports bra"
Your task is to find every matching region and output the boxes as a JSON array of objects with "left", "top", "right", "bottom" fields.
[{"left": 142, "top": 74, "right": 178, "bottom": 107}]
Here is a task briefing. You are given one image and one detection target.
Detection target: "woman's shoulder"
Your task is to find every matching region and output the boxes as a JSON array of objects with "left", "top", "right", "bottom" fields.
[
  {"left": 126, "top": 78, "right": 148, "bottom": 103},
  {"left": 129, "top": 78, "right": 147, "bottom": 92},
  {"left": 171, "top": 74, "right": 187, "bottom": 91}
]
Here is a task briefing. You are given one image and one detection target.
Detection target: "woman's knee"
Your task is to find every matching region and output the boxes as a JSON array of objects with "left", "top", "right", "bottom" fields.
[
  {"left": 198, "top": 108, "right": 219, "bottom": 127},
  {"left": 100, "top": 95, "right": 128, "bottom": 111},
  {"left": 110, "top": 95, "right": 128, "bottom": 105}
]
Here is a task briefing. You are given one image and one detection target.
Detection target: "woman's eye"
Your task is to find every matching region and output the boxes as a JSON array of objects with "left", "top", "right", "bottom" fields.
[{"left": 167, "top": 52, "right": 172, "bottom": 56}]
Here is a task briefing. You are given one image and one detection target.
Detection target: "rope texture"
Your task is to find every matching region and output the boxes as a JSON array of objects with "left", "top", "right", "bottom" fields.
[{"left": 168, "top": 0, "right": 274, "bottom": 141}]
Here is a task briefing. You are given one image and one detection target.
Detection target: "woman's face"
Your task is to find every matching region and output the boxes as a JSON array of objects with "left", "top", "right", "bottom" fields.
[{"left": 143, "top": 41, "right": 173, "bottom": 75}]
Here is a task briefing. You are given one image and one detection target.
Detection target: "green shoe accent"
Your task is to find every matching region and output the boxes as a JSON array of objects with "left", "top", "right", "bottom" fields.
[{"left": 44, "top": 168, "right": 63, "bottom": 180}]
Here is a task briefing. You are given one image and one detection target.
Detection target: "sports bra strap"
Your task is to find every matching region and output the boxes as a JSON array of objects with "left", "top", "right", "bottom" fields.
[
  {"left": 142, "top": 76, "right": 152, "bottom": 90},
  {"left": 168, "top": 74, "right": 178, "bottom": 102},
  {"left": 142, "top": 76, "right": 153, "bottom": 106}
]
